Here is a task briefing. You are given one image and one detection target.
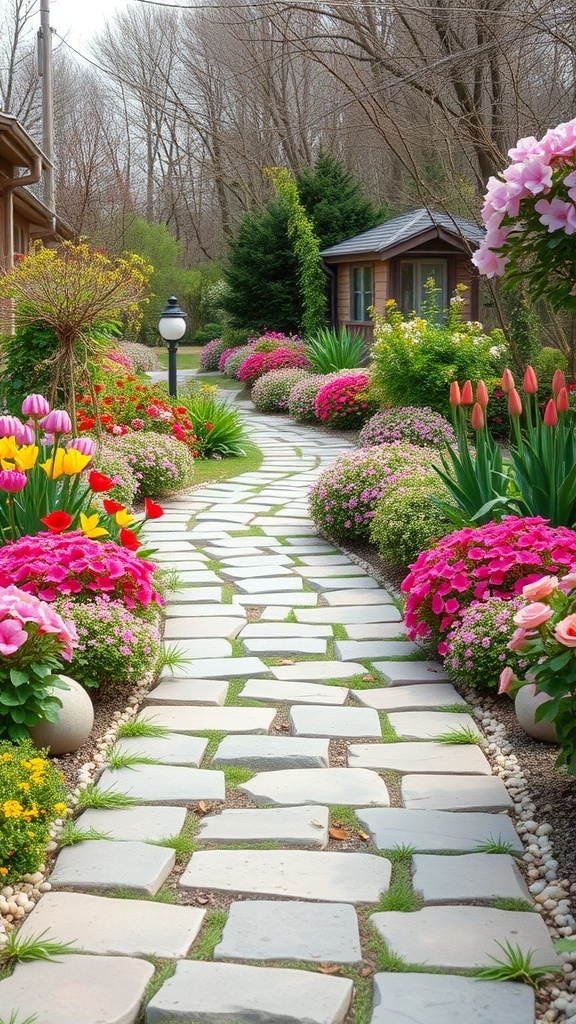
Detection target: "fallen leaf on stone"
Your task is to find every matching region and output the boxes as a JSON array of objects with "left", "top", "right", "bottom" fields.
[
  {"left": 279, "top": 659, "right": 296, "bottom": 665},
  {"left": 362, "top": 674, "right": 375, "bottom": 682},
  {"left": 310, "top": 819, "right": 324, "bottom": 828},
  {"left": 357, "top": 830, "right": 370, "bottom": 842},
  {"left": 318, "top": 963, "right": 341, "bottom": 975},
  {"left": 196, "top": 801, "right": 209, "bottom": 815},
  {"left": 329, "top": 827, "right": 349, "bottom": 841},
  {"left": 360, "top": 967, "right": 372, "bottom": 977}
]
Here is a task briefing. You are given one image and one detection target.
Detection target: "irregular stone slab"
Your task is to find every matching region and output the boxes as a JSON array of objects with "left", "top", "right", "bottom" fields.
[
  {"left": 198, "top": 804, "right": 330, "bottom": 847},
  {"left": 144, "top": 679, "right": 228, "bottom": 706},
  {"left": 412, "top": 853, "right": 530, "bottom": 904},
  {"left": 236, "top": 576, "right": 304, "bottom": 593},
  {"left": 221, "top": 564, "right": 294, "bottom": 579},
  {"left": 157, "top": 656, "right": 271, "bottom": 678},
  {"left": 165, "top": 586, "right": 222, "bottom": 604},
  {"left": 97, "top": 765, "right": 225, "bottom": 803},
  {"left": 272, "top": 661, "right": 364, "bottom": 681},
  {"left": 164, "top": 617, "right": 245, "bottom": 639},
  {"left": 244, "top": 637, "right": 328, "bottom": 656},
  {"left": 180, "top": 850, "right": 391, "bottom": 904},
  {"left": 75, "top": 805, "right": 187, "bottom": 842},
  {"left": 113, "top": 733, "right": 209, "bottom": 767},
  {"left": 240, "top": 622, "right": 333, "bottom": 638},
  {"left": 371, "top": 972, "right": 535, "bottom": 1024},
  {"left": 216, "top": 900, "right": 362, "bottom": 963},
  {"left": 164, "top": 603, "right": 241, "bottom": 617},
  {"left": 336, "top": 640, "right": 421, "bottom": 660},
  {"left": 0, "top": 955, "right": 155, "bottom": 1024},
  {"left": 137, "top": 705, "right": 275, "bottom": 734},
  {"left": 346, "top": 622, "right": 409, "bottom": 639},
  {"left": 323, "top": 589, "right": 394, "bottom": 605},
  {"left": 402, "top": 774, "right": 513, "bottom": 812},
  {"left": 205, "top": 546, "right": 276, "bottom": 559},
  {"left": 172, "top": 569, "right": 222, "bottom": 584},
  {"left": 255, "top": 525, "right": 317, "bottom": 536},
  {"left": 146, "top": 960, "right": 353, "bottom": 1024},
  {"left": 276, "top": 544, "right": 338, "bottom": 555},
  {"left": 196, "top": 511, "right": 254, "bottom": 524},
  {"left": 254, "top": 516, "right": 315, "bottom": 526},
  {"left": 299, "top": 555, "right": 355, "bottom": 565},
  {"left": 295, "top": 565, "right": 371, "bottom": 578},
  {"left": 296, "top": 606, "right": 402, "bottom": 625},
  {"left": 220, "top": 555, "right": 295, "bottom": 566},
  {"left": 240, "top": 768, "right": 390, "bottom": 807},
  {"left": 388, "top": 711, "right": 482, "bottom": 740},
  {"left": 356, "top": 808, "right": 523, "bottom": 853},
  {"left": 173, "top": 638, "right": 231, "bottom": 659},
  {"left": 207, "top": 536, "right": 283, "bottom": 548},
  {"left": 370, "top": 906, "right": 561, "bottom": 970},
  {"left": 308, "top": 577, "right": 380, "bottom": 592},
  {"left": 240, "top": 679, "right": 348, "bottom": 706},
  {"left": 212, "top": 735, "right": 330, "bottom": 770},
  {"left": 17, "top": 891, "right": 205, "bottom": 958},
  {"left": 290, "top": 705, "right": 382, "bottom": 739},
  {"left": 349, "top": 742, "right": 491, "bottom": 775},
  {"left": 353, "top": 683, "right": 467, "bottom": 711},
  {"left": 50, "top": 840, "right": 175, "bottom": 895},
  {"left": 376, "top": 660, "right": 449, "bottom": 685},
  {"left": 233, "top": 592, "right": 319, "bottom": 607}
]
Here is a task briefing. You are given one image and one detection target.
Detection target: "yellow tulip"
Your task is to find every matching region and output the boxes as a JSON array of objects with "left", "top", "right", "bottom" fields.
[
  {"left": 13, "top": 445, "right": 39, "bottom": 471},
  {"left": 1, "top": 459, "right": 15, "bottom": 470},
  {"left": 79, "top": 512, "right": 109, "bottom": 539},
  {"left": 62, "top": 448, "right": 92, "bottom": 475},
  {"left": 0, "top": 437, "right": 18, "bottom": 460},
  {"left": 40, "top": 448, "right": 65, "bottom": 479},
  {"left": 115, "top": 508, "right": 135, "bottom": 527}
]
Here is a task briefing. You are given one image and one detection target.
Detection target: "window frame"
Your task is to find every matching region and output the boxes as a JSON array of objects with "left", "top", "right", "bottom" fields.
[{"left": 349, "top": 264, "right": 374, "bottom": 323}]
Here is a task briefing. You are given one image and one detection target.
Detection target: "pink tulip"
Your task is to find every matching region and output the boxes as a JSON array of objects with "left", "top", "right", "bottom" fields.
[
  {"left": 21, "top": 394, "right": 50, "bottom": 419},
  {"left": 498, "top": 667, "right": 515, "bottom": 695},
  {"left": 0, "top": 415, "right": 22, "bottom": 439},
  {"left": 557, "top": 387, "right": 569, "bottom": 413},
  {"left": 449, "top": 381, "right": 461, "bottom": 407},
  {"left": 501, "top": 368, "right": 515, "bottom": 393},
  {"left": 39, "top": 409, "right": 72, "bottom": 435},
  {"left": 543, "top": 399, "right": 558, "bottom": 426},
  {"left": 471, "top": 402, "right": 485, "bottom": 430},
  {"left": 476, "top": 380, "right": 489, "bottom": 408},
  {"left": 554, "top": 614, "right": 576, "bottom": 647},
  {"left": 523, "top": 366, "right": 538, "bottom": 393},
  {"left": 67, "top": 437, "right": 95, "bottom": 457},
  {"left": 0, "top": 469, "right": 27, "bottom": 493},
  {"left": 508, "top": 388, "right": 523, "bottom": 417},
  {"left": 461, "top": 380, "right": 473, "bottom": 405},
  {"left": 513, "top": 602, "right": 554, "bottom": 629},
  {"left": 522, "top": 575, "right": 559, "bottom": 601},
  {"left": 14, "top": 423, "right": 34, "bottom": 446},
  {"left": 552, "top": 369, "right": 567, "bottom": 394}
]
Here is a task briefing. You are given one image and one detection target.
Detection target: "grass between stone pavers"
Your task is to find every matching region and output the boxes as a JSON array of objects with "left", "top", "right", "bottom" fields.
[
  {"left": 106, "top": 748, "right": 161, "bottom": 770},
  {"left": 329, "top": 805, "right": 365, "bottom": 834},
  {"left": 221, "top": 583, "right": 235, "bottom": 604},
  {"left": 321, "top": 671, "right": 385, "bottom": 691},
  {"left": 376, "top": 858, "right": 420, "bottom": 913},
  {"left": 140, "top": 958, "right": 177, "bottom": 1019},
  {"left": 221, "top": 766, "right": 256, "bottom": 790},
  {"left": 491, "top": 898, "right": 535, "bottom": 912},
  {"left": 439, "top": 702, "right": 473, "bottom": 713},
  {"left": 433, "top": 726, "right": 483, "bottom": 745},
  {"left": 75, "top": 784, "right": 141, "bottom": 809},
  {"left": 197, "top": 730, "right": 227, "bottom": 762},
  {"left": 474, "top": 837, "right": 519, "bottom": 855},
  {"left": 152, "top": 814, "right": 200, "bottom": 863},
  {"left": 107, "top": 886, "right": 176, "bottom": 903},
  {"left": 188, "top": 909, "right": 228, "bottom": 960},
  {"left": 332, "top": 623, "right": 349, "bottom": 641},
  {"left": 219, "top": 840, "right": 280, "bottom": 850},
  {"left": 227, "top": 526, "right": 266, "bottom": 537},
  {"left": 224, "top": 678, "right": 269, "bottom": 707},
  {"left": 284, "top": 609, "right": 298, "bottom": 623},
  {"left": 115, "top": 720, "right": 170, "bottom": 739},
  {"left": 230, "top": 637, "right": 245, "bottom": 658},
  {"left": 379, "top": 713, "right": 401, "bottom": 743},
  {"left": 57, "top": 821, "right": 113, "bottom": 847}
]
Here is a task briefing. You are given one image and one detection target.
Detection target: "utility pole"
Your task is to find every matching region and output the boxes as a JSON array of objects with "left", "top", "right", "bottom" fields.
[{"left": 38, "top": 0, "right": 55, "bottom": 212}]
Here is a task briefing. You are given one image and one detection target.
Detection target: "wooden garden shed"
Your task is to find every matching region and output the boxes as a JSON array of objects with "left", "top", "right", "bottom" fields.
[{"left": 320, "top": 208, "right": 485, "bottom": 341}]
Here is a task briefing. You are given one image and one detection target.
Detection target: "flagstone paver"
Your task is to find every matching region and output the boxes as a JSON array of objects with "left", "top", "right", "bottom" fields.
[
  {"left": 244, "top": 637, "right": 329, "bottom": 655},
  {"left": 402, "top": 773, "right": 514, "bottom": 811},
  {"left": 371, "top": 973, "right": 535, "bottom": 1024},
  {"left": 387, "top": 710, "right": 483, "bottom": 740},
  {"left": 271, "top": 661, "right": 365, "bottom": 680},
  {"left": 240, "top": 767, "right": 390, "bottom": 806},
  {"left": 146, "top": 960, "right": 353, "bottom": 1024},
  {"left": 113, "top": 733, "right": 209, "bottom": 766},
  {"left": 353, "top": 683, "right": 467, "bottom": 711},
  {"left": 356, "top": 807, "right": 523, "bottom": 852},
  {"left": 323, "top": 589, "right": 395, "bottom": 605},
  {"left": 375, "top": 660, "right": 449, "bottom": 684},
  {"left": 137, "top": 704, "right": 276, "bottom": 733},
  {"left": 335, "top": 639, "right": 422, "bottom": 660},
  {"left": 163, "top": 616, "right": 245, "bottom": 639},
  {"left": 197, "top": 805, "right": 330, "bottom": 846},
  {"left": 345, "top": 622, "right": 409, "bottom": 638},
  {"left": 212, "top": 734, "right": 330, "bottom": 769},
  {"left": 74, "top": 805, "right": 187, "bottom": 842},
  {"left": 295, "top": 606, "right": 402, "bottom": 624},
  {"left": 97, "top": 765, "right": 226, "bottom": 802},
  {"left": 289, "top": 704, "right": 382, "bottom": 738},
  {"left": 158, "top": 655, "right": 271, "bottom": 677},
  {"left": 240, "top": 622, "right": 333, "bottom": 638},
  {"left": 215, "top": 900, "right": 362, "bottom": 962},
  {"left": 233, "top": 591, "right": 319, "bottom": 606},
  {"left": 180, "top": 850, "right": 391, "bottom": 903},
  {"left": 240, "top": 679, "right": 349, "bottom": 706},
  {"left": 348, "top": 741, "right": 491, "bottom": 774},
  {"left": 412, "top": 852, "right": 531, "bottom": 904},
  {"left": 144, "top": 678, "right": 229, "bottom": 705},
  {"left": 50, "top": 840, "right": 175, "bottom": 894},
  {"left": 307, "top": 576, "right": 381, "bottom": 591}
]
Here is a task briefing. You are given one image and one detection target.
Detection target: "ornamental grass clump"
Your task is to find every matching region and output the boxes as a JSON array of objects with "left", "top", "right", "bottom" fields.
[
  {"left": 308, "top": 443, "right": 437, "bottom": 541},
  {"left": 444, "top": 596, "right": 527, "bottom": 694},
  {"left": 369, "top": 470, "right": 455, "bottom": 568},
  {"left": 359, "top": 406, "right": 456, "bottom": 450},
  {"left": 177, "top": 387, "right": 253, "bottom": 458},
  {"left": 0, "top": 738, "right": 67, "bottom": 881},
  {"left": 314, "top": 373, "right": 378, "bottom": 429},
  {"left": 401, "top": 516, "right": 576, "bottom": 655},
  {"left": 287, "top": 374, "right": 338, "bottom": 423},
  {"left": 114, "top": 432, "right": 195, "bottom": 497},
  {"left": 238, "top": 346, "right": 311, "bottom": 387},
  {"left": 251, "top": 368, "right": 311, "bottom": 414}
]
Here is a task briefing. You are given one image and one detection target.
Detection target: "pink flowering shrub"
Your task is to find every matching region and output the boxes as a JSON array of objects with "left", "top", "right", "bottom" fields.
[
  {"left": 359, "top": 406, "right": 456, "bottom": 449},
  {"left": 251, "top": 368, "right": 311, "bottom": 414},
  {"left": 443, "top": 596, "right": 527, "bottom": 693},
  {"left": 314, "top": 373, "right": 378, "bottom": 429},
  {"left": 288, "top": 374, "right": 336, "bottom": 423},
  {"left": 238, "top": 347, "right": 311, "bottom": 387},
  {"left": 402, "top": 516, "right": 576, "bottom": 655},
  {"left": 0, "top": 532, "right": 163, "bottom": 612},
  {"left": 223, "top": 346, "right": 254, "bottom": 379},
  {"left": 198, "top": 338, "right": 226, "bottom": 372},
  {"left": 308, "top": 443, "right": 438, "bottom": 540}
]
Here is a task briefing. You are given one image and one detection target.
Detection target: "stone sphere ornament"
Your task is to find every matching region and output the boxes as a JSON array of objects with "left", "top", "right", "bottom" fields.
[
  {"left": 514, "top": 684, "right": 557, "bottom": 744},
  {"left": 30, "top": 675, "right": 94, "bottom": 755}
]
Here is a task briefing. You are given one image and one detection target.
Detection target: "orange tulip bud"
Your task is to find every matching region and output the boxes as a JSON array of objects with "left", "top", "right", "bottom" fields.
[
  {"left": 552, "top": 369, "right": 567, "bottom": 395},
  {"left": 476, "top": 380, "right": 489, "bottom": 408},
  {"left": 557, "top": 386, "right": 570, "bottom": 412},
  {"left": 449, "top": 381, "right": 461, "bottom": 407},
  {"left": 471, "top": 402, "right": 485, "bottom": 430},
  {"left": 544, "top": 398, "right": 558, "bottom": 426},
  {"left": 461, "top": 380, "right": 473, "bottom": 405},
  {"left": 523, "top": 365, "right": 538, "bottom": 394},
  {"left": 501, "top": 368, "right": 515, "bottom": 393},
  {"left": 508, "top": 387, "right": 523, "bottom": 417}
]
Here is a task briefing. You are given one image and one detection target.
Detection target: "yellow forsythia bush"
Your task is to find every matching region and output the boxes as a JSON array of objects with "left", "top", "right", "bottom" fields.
[{"left": 0, "top": 739, "right": 67, "bottom": 883}]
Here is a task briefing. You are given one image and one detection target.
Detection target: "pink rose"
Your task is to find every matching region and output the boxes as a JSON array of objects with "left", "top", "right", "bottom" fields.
[
  {"left": 513, "top": 602, "right": 554, "bottom": 629},
  {"left": 522, "top": 575, "right": 559, "bottom": 601},
  {"left": 498, "top": 667, "right": 515, "bottom": 695},
  {"left": 507, "top": 627, "right": 528, "bottom": 652},
  {"left": 554, "top": 614, "right": 576, "bottom": 647}
]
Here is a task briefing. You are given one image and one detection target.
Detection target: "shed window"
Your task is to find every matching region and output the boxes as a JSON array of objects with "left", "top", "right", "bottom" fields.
[
  {"left": 350, "top": 266, "right": 373, "bottom": 322},
  {"left": 400, "top": 259, "right": 447, "bottom": 319}
]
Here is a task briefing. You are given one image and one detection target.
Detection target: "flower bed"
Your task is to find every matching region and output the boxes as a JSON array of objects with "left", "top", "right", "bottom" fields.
[
  {"left": 251, "top": 368, "right": 311, "bottom": 414},
  {"left": 314, "top": 372, "right": 377, "bottom": 429},
  {"left": 238, "top": 346, "right": 311, "bottom": 387},
  {"left": 359, "top": 406, "right": 456, "bottom": 449}
]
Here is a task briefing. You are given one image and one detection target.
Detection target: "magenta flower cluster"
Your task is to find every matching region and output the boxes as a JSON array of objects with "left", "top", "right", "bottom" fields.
[
  {"left": 238, "top": 347, "right": 311, "bottom": 386},
  {"left": 58, "top": 596, "right": 160, "bottom": 689},
  {"left": 314, "top": 374, "right": 376, "bottom": 428},
  {"left": 0, "top": 585, "right": 77, "bottom": 661},
  {"left": 0, "top": 532, "right": 163, "bottom": 611},
  {"left": 401, "top": 516, "right": 576, "bottom": 655},
  {"left": 358, "top": 406, "right": 456, "bottom": 449},
  {"left": 198, "top": 337, "right": 225, "bottom": 372}
]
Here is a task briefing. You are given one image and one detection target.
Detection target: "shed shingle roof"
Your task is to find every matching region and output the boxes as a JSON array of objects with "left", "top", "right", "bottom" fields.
[{"left": 320, "top": 208, "right": 484, "bottom": 258}]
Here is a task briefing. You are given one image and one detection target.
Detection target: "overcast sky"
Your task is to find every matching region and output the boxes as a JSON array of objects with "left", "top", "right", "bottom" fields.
[{"left": 50, "top": 0, "right": 130, "bottom": 45}]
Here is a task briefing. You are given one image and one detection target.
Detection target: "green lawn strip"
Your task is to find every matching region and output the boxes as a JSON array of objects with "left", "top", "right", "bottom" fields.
[
  {"left": 188, "top": 909, "right": 228, "bottom": 960},
  {"left": 151, "top": 813, "right": 200, "bottom": 863},
  {"left": 221, "top": 766, "right": 255, "bottom": 790},
  {"left": 190, "top": 447, "right": 263, "bottom": 488},
  {"left": 224, "top": 678, "right": 269, "bottom": 707},
  {"left": 194, "top": 374, "right": 244, "bottom": 390}
]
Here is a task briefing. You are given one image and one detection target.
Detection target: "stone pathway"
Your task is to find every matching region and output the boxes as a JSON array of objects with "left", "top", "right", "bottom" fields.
[{"left": 0, "top": 404, "right": 558, "bottom": 1023}]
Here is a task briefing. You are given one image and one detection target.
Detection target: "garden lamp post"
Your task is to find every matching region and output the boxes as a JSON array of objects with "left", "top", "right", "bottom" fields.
[{"left": 158, "top": 295, "right": 188, "bottom": 398}]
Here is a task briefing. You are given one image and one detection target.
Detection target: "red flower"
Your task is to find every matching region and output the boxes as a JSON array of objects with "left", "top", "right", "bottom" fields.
[
  {"left": 89, "top": 471, "right": 113, "bottom": 493},
  {"left": 103, "top": 499, "right": 125, "bottom": 514},
  {"left": 119, "top": 528, "right": 142, "bottom": 551},
  {"left": 173, "top": 406, "right": 188, "bottom": 415},
  {"left": 204, "top": 422, "right": 213, "bottom": 431},
  {"left": 94, "top": 384, "right": 105, "bottom": 394},
  {"left": 102, "top": 396, "right": 112, "bottom": 406},
  {"left": 116, "top": 380, "right": 125, "bottom": 388},
  {"left": 40, "top": 511, "right": 72, "bottom": 533},
  {"left": 99, "top": 414, "right": 113, "bottom": 425},
  {"left": 78, "top": 417, "right": 96, "bottom": 431},
  {"left": 144, "top": 497, "right": 164, "bottom": 519}
]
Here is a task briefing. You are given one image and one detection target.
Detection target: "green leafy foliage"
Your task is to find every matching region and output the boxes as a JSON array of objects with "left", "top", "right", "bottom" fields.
[
  {"left": 178, "top": 386, "right": 254, "bottom": 457},
  {"left": 477, "top": 940, "right": 559, "bottom": 988},
  {"left": 0, "top": 323, "right": 59, "bottom": 415},
  {"left": 304, "top": 327, "right": 367, "bottom": 373},
  {"left": 0, "top": 739, "right": 67, "bottom": 881}
]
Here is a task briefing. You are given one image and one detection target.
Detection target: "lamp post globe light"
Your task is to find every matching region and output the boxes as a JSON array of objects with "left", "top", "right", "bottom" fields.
[{"left": 158, "top": 295, "right": 188, "bottom": 397}]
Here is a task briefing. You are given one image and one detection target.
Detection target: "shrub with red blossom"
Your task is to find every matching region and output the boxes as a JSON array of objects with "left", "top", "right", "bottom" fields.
[
  {"left": 238, "top": 347, "right": 311, "bottom": 386},
  {"left": 314, "top": 373, "right": 378, "bottom": 428},
  {"left": 401, "top": 516, "right": 576, "bottom": 655}
]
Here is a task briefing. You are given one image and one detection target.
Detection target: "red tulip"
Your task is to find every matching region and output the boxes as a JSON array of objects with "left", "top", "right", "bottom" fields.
[
  {"left": 544, "top": 398, "right": 558, "bottom": 426},
  {"left": 461, "top": 380, "right": 473, "bottom": 405},
  {"left": 471, "top": 402, "right": 485, "bottom": 430},
  {"left": 508, "top": 388, "right": 523, "bottom": 417},
  {"left": 523, "top": 365, "right": 538, "bottom": 394},
  {"left": 552, "top": 369, "right": 567, "bottom": 395},
  {"left": 103, "top": 499, "right": 125, "bottom": 515},
  {"left": 476, "top": 380, "right": 489, "bottom": 408},
  {"left": 501, "top": 368, "right": 515, "bottom": 393},
  {"left": 449, "top": 381, "right": 461, "bottom": 407},
  {"left": 119, "top": 528, "right": 142, "bottom": 551},
  {"left": 40, "top": 510, "right": 72, "bottom": 534},
  {"left": 89, "top": 471, "right": 113, "bottom": 493},
  {"left": 144, "top": 498, "right": 164, "bottom": 520},
  {"left": 557, "top": 387, "right": 570, "bottom": 412}
]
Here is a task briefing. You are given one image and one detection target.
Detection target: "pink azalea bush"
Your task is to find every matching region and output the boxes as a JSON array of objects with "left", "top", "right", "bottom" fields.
[
  {"left": 198, "top": 337, "right": 226, "bottom": 372},
  {"left": 443, "top": 596, "right": 527, "bottom": 693},
  {"left": 314, "top": 373, "right": 378, "bottom": 429},
  {"left": 222, "top": 346, "right": 254, "bottom": 379},
  {"left": 238, "top": 347, "right": 311, "bottom": 387},
  {"left": 288, "top": 374, "right": 337, "bottom": 423},
  {"left": 359, "top": 406, "right": 456, "bottom": 449},
  {"left": 0, "top": 532, "right": 163, "bottom": 612},
  {"left": 402, "top": 516, "right": 576, "bottom": 654},
  {"left": 308, "top": 443, "right": 438, "bottom": 540},
  {"left": 251, "top": 368, "right": 311, "bottom": 414}
]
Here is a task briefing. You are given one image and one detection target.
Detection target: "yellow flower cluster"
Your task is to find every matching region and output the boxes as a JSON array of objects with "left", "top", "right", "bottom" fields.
[
  {"left": 0, "top": 435, "right": 91, "bottom": 479},
  {"left": 1, "top": 741, "right": 67, "bottom": 882}
]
